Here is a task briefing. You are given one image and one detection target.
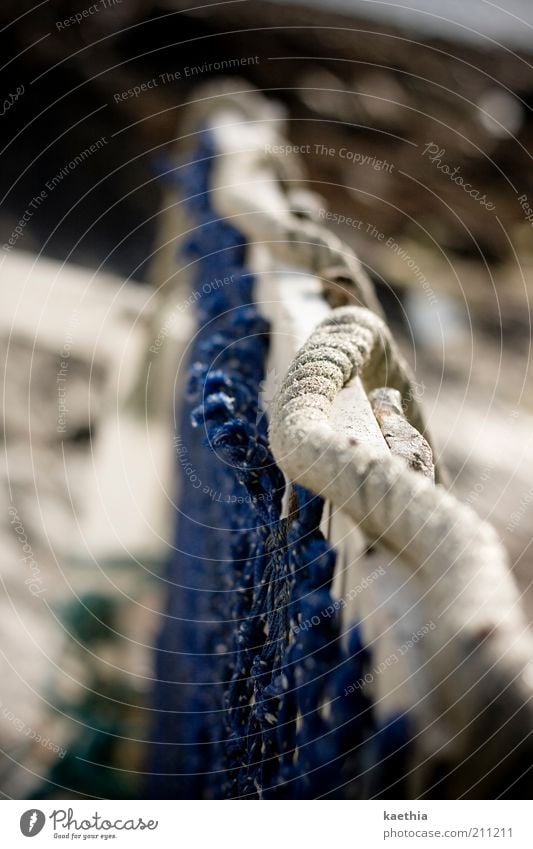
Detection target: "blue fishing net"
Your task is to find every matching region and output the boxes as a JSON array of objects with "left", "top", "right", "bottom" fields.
[{"left": 147, "top": 134, "right": 410, "bottom": 799}]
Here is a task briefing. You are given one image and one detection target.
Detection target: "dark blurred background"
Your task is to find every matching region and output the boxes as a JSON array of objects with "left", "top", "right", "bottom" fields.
[{"left": 1, "top": 0, "right": 532, "bottom": 303}]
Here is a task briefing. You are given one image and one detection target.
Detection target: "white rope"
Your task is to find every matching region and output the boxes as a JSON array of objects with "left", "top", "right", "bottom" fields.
[
  {"left": 269, "top": 307, "right": 533, "bottom": 785},
  {"left": 182, "top": 81, "right": 533, "bottom": 791}
]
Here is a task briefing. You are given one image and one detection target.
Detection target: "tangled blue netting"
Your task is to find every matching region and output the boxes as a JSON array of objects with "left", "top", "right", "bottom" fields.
[{"left": 147, "top": 133, "right": 410, "bottom": 799}]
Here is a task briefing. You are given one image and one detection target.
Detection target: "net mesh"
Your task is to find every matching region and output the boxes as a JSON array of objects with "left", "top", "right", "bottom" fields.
[{"left": 147, "top": 133, "right": 410, "bottom": 800}]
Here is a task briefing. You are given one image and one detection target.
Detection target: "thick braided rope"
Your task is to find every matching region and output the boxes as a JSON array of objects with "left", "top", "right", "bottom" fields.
[
  {"left": 211, "top": 137, "right": 383, "bottom": 319},
  {"left": 270, "top": 306, "right": 533, "bottom": 778},
  {"left": 178, "top": 79, "right": 382, "bottom": 317},
  {"left": 148, "top": 132, "right": 410, "bottom": 800},
  {"left": 204, "top": 98, "right": 445, "bottom": 481},
  {"left": 153, "top": 86, "right": 533, "bottom": 794}
]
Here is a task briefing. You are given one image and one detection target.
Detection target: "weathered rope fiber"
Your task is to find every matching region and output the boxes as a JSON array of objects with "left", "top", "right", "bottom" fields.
[{"left": 270, "top": 307, "right": 533, "bottom": 795}]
